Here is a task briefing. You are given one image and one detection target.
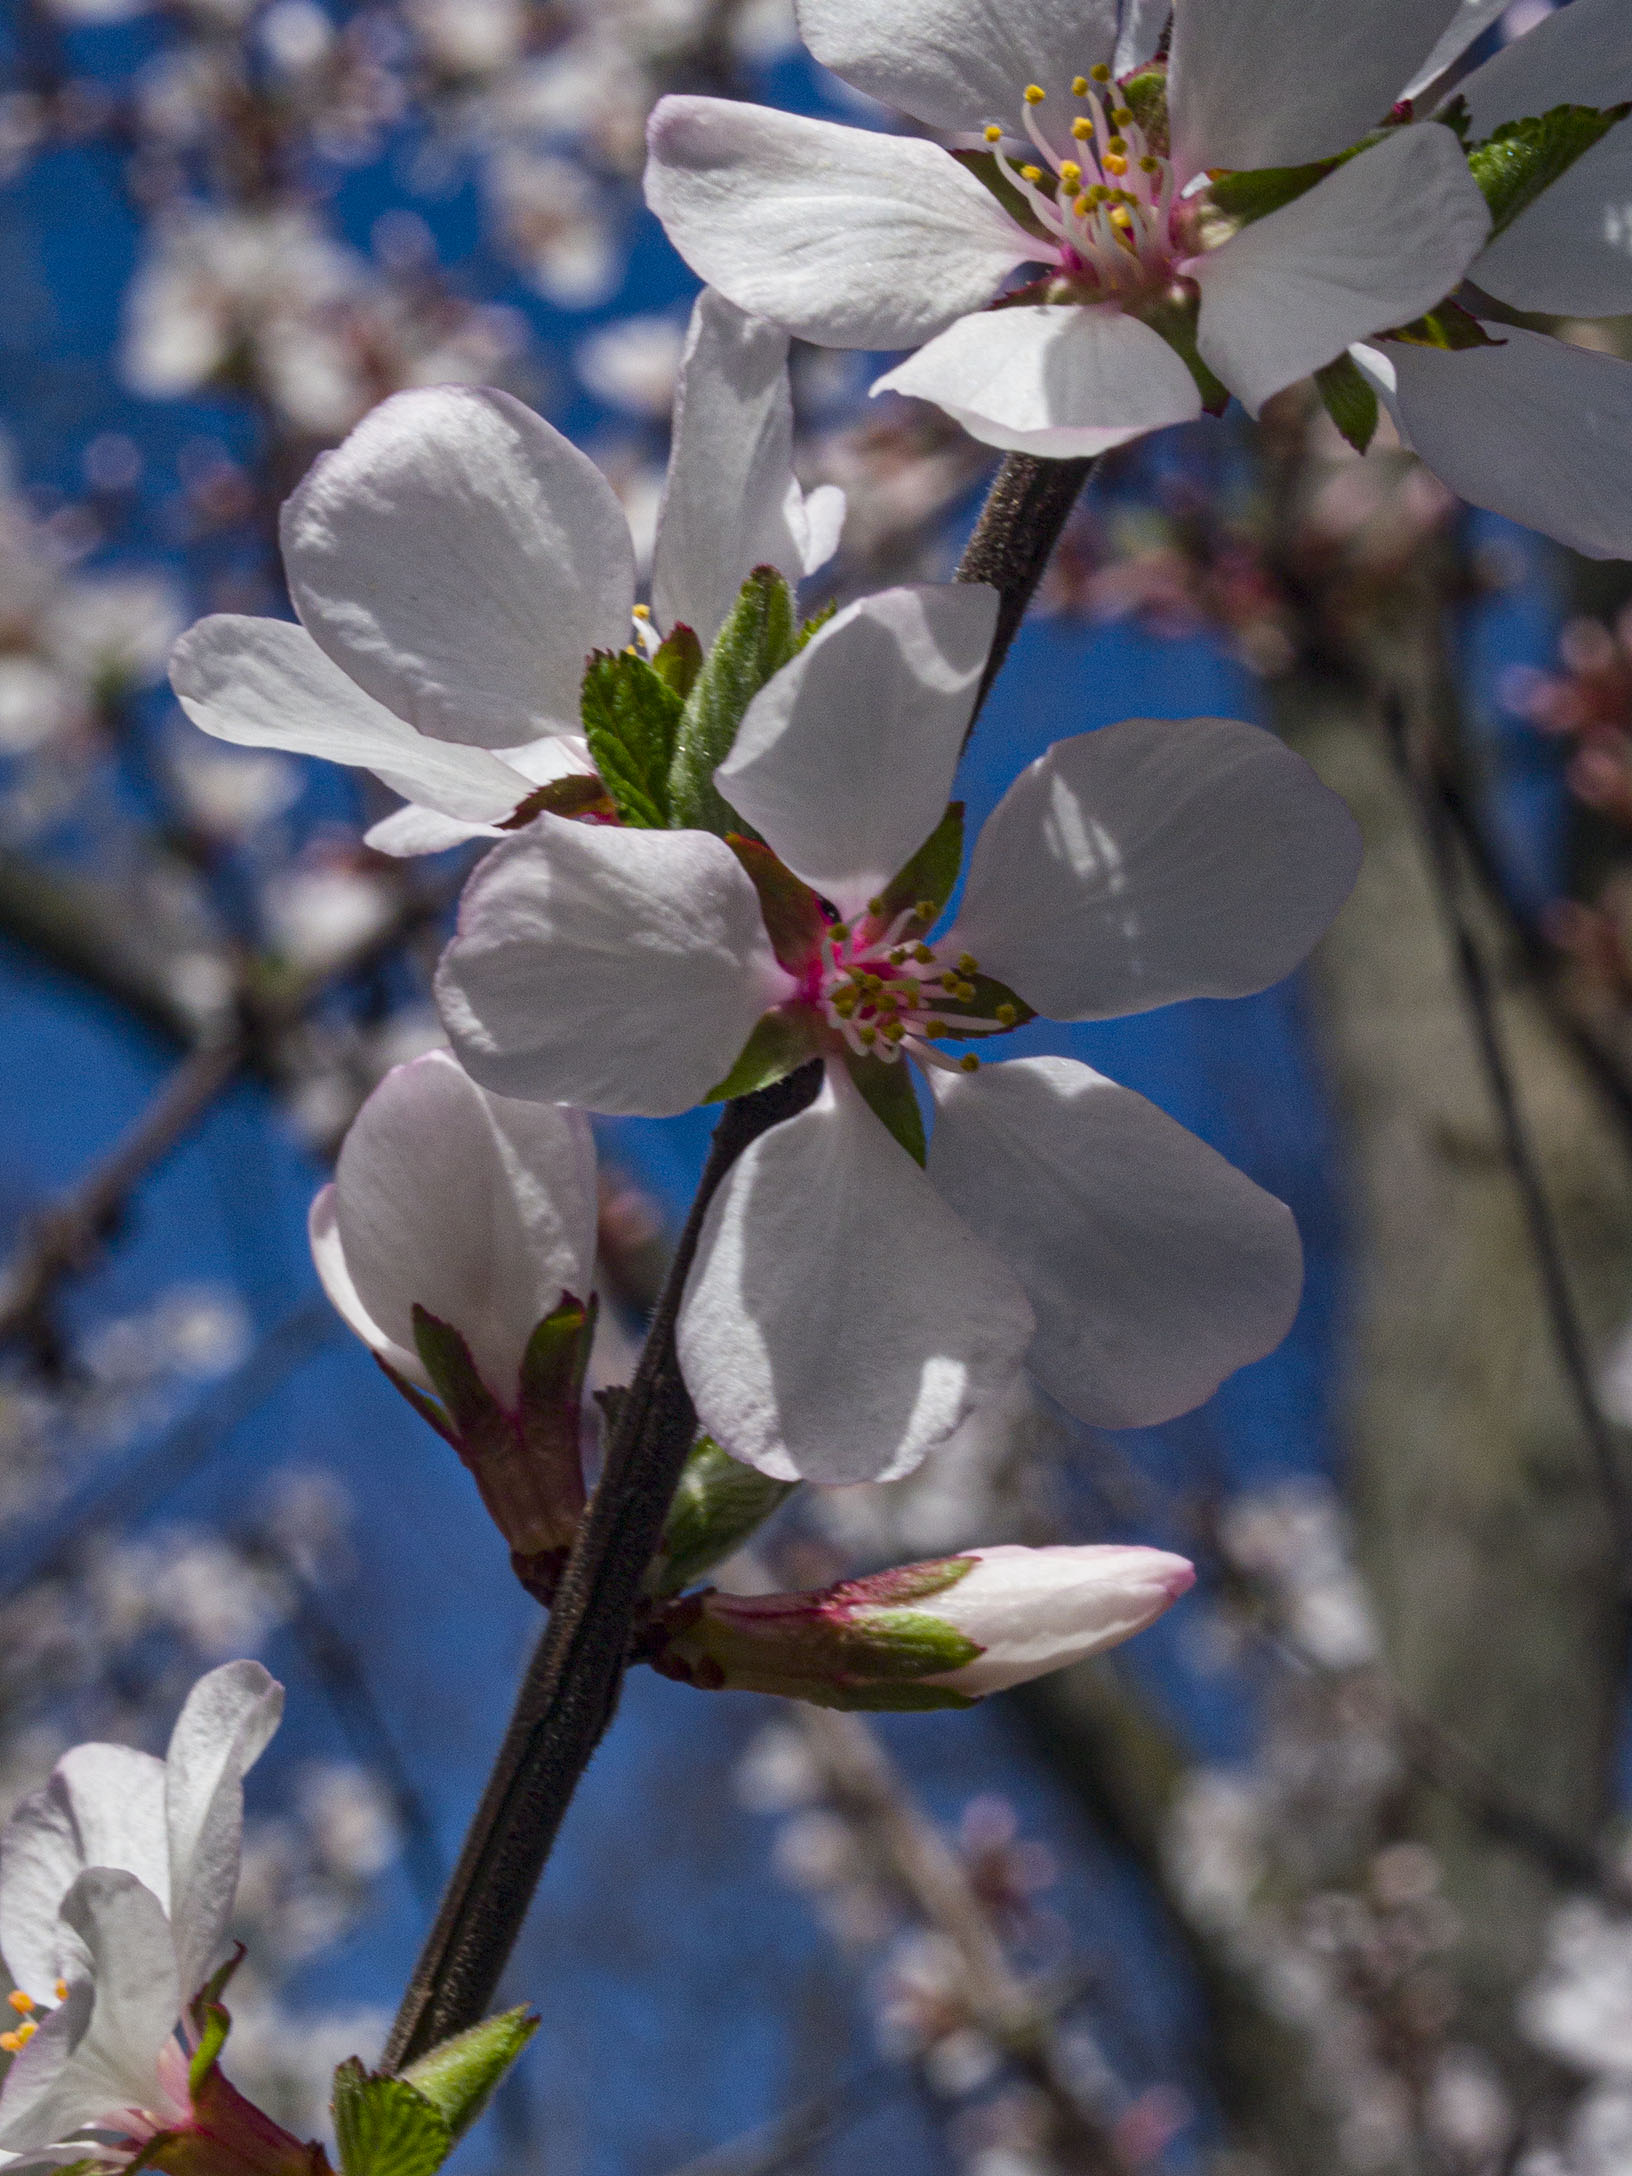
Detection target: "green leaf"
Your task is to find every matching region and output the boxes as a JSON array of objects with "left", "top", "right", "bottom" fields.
[
  {"left": 842, "top": 1051, "right": 927, "bottom": 1165},
  {"left": 703, "top": 1009, "right": 818, "bottom": 1102},
  {"left": 864, "top": 804, "right": 964, "bottom": 940},
  {"left": 1207, "top": 157, "right": 1337, "bottom": 226},
  {"left": 648, "top": 1435, "right": 799, "bottom": 1596},
  {"left": 333, "top": 2065, "right": 451, "bottom": 2176},
  {"left": 793, "top": 599, "right": 838, "bottom": 652},
  {"left": 497, "top": 774, "right": 615, "bottom": 829},
  {"left": 1385, "top": 298, "right": 1500, "bottom": 350},
  {"left": 726, "top": 836, "right": 828, "bottom": 970},
  {"left": 1314, "top": 352, "right": 1379, "bottom": 454},
  {"left": 579, "top": 650, "right": 685, "bottom": 829},
  {"left": 399, "top": 2009, "right": 540, "bottom": 2146},
  {"left": 1468, "top": 102, "right": 1631, "bottom": 241},
  {"left": 949, "top": 148, "right": 1058, "bottom": 243},
  {"left": 667, "top": 567, "right": 798, "bottom": 835},
  {"left": 411, "top": 1309, "right": 505, "bottom": 1450},
  {"left": 651, "top": 623, "right": 703, "bottom": 698}
]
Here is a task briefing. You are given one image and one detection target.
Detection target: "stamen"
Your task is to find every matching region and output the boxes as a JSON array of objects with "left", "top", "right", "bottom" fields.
[
  {"left": 1071, "top": 74, "right": 1089, "bottom": 96},
  {"left": 959, "top": 1054, "right": 981, "bottom": 1072},
  {"left": 1090, "top": 62, "right": 1111, "bottom": 82},
  {"left": 983, "top": 123, "right": 1003, "bottom": 143},
  {"left": 1023, "top": 83, "right": 1045, "bottom": 103}
]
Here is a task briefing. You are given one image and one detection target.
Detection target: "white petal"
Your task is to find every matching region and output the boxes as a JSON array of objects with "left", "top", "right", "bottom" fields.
[
  {"left": 9, "top": 1873, "right": 180, "bottom": 2141},
  {"left": 0, "top": 1791, "right": 82, "bottom": 2007},
  {"left": 1401, "top": 0, "right": 1511, "bottom": 102},
  {"left": 1114, "top": 0, "right": 1170, "bottom": 76},
  {"left": 794, "top": 0, "right": 1116, "bottom": 134},
  {"left": 873, "top": 305, "right": 1203, "bottom": 458},
  {"left": 929, "top": 1543, "right": 1195, "bottom": 1694},
  {"left": 928, "top": 1057, "right": 1303, "bottom": 1427},
  {"left": 164, "top": 1662, "right": 282, "bottom": 2005},
  {"left": 717, "top": 584, "right": 998, "bottom": 918},
  {"left": 328, "top": 1051, "right": 599, "bottom": 1401},
  {"left": 309, "top": 1183, "right": 426, "bottom": 1387},
  {"left": 0, "top": 1986, "right": 94, "bottom": 2152},
  {"left": 363, "top": 806, "right": 503, "bottom": 857},
  {"left": 1390, "top": 327, "right": 1632, "bottom": 560},
  {"left": 653, "top": 290, "right": 827, "bottom": 646},
  {"left": 1192, "top": 126, "right": 1491, "bottom": 416},
  {"left": 40, "top": 1749, "right": 169, "bottom": 1933},
  {"left": 677, "top": 1072, "right": 1034, "bottom": 1484},
  {"left": 1456, "top": 0, "right": 1632, "bottom": 316},
  {"left": 435, "top": 819, "right": 794, "bottom": 1117},
  {"left": 1169, "top": 0, "right": 1460, "bottom": 174},
  {"left": 280, "top": 386, "right": 636, "bottom": 749},
  {"left": 171, "top": 617, "right": 534, "bottom": 824},
  {"left": 952, "top": 716, "right": 1360, "bottom": 1021},
  {"left": 790, "top": 483, "right": 846, "bottom": 577},
  {"left": 644, "top": 98, "right": 1029, "bottom": 350}
]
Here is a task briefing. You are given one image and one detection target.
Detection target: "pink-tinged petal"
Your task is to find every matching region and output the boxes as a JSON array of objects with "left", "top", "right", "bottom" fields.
[
  {"left": 164, "top": 1662, "right": 282, "bottom": 2005},
  {"left": 323, "top": 1052, "right": 599, "bottom": 1400},
  {"left": 928, "top": 1057, "right": 1303, "bottom": 1428},
  {"left": 1456, "top": 0, "right": 1632, "bottom": 316},
  {"left": 677, "top": 1072, "right": 1034, "bottom": 1484},
  {"left": 654, "top": 290, "right": 844, "bottom": 646},
  {"left": 309, "top": 1183, "right": 424, "bottom": 1387},
  {"left": 1191, "top": 126, "right": 1491, "bottom": 416},
  {"left": 952, "top": 716, "right": 1360, "bottom": 1022},
  {"left": 717, "top": 585, "right": 997, "bottom": 919},
  {"left": 927, "top": 1543, "right": 1196, "bottom": 1694},
  {"left": 795, "top": 0, "right": 1116, "bottom": 134},
  {"left": 1388, "top": 328, "right": 1632, "bottom": 560},
  {"left": 644, "top": 98, "right": 1029, "bottom": 350},
  {"left": 281, "top": 386, "right": 636, "bottom": 749},
  {"left": 1170, "top": 0, "right": 1461, "bottom": 174},
  {"left": 171, "top": 617, "right": 534, "bottom": 824},
  {"left": 872, "top": 305, "right": 1203, "bottom": 458},
  {"left": 435, "top": 819, "right": 795, "bottom": 1118}
]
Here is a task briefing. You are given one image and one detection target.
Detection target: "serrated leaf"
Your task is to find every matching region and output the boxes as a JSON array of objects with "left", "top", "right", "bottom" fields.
[
  {"left": 497, "top": 774, "right": 616, "bottom": 829},
  {"left": 648, "top": 1435, "right": 799, "bottom": 1596},
  {"left": 704, "top": 1009, "right": 817, "bottom": 1102},
  {"left": 842, "top": 1051, "right": 926, "bottom": 1165},
  {"left": 793, "top": 599, "right": 838, "bottom": 652},
  {"left": 333, "top": 2064, "right": 451, "bottom": 2176},
  {"left": 726, "top": 836, "right": 827, "bottom": 970},
  {"left": 1468, "top": 102, "right": 1631, "bottom": 240},
  {"left": 667, "top": 567, "right": 798, "bottom": 836},
  {"left": 411, "top": 1309, "right": 505, "bottom": 1449},
  {"left": 579, "top": 650, "right": 685, "bottom": 829},
  {"left": 400, "top": 2009, "right": 540, "bottom": 2146},
  {"left": 864, "top": 804, "right": 965, "bottom": 941},
  {"left": 1314, "top": 352, "right": 1379, "bottom": 454},
  {"left": 1207, "top": 157, "right": 1337, "bottom": 226}
]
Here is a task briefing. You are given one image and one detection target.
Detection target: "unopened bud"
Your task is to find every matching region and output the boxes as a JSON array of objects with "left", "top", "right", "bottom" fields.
[{"left": 645, "top": 1545, "right": 1194, "bottom": 1709}]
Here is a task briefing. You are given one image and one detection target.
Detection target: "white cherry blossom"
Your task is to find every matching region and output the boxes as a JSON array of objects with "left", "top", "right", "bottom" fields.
[
  {"left": 170, "top": 288, "right": 844, "bottom": 856},
  {"left": 0, "top": 1663, "right": 282, "bottom": 2166},
  {"left": 435, "top": 581, "right": 1361, "bottom": 1481}
]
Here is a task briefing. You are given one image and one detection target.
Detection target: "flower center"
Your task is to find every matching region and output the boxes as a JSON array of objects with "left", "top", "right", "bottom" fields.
[
  {"left": 985, "top": 67, "right": 1176, "bottom": 297},
  {"left": 814, "top": 905, "right": 1015, "bottom": 1075}
]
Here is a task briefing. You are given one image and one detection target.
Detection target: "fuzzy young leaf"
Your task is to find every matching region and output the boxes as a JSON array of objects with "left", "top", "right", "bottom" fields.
[
  {"left": 651, "top": 623, "right": 703, "bottom": 698},
  {"left": 1207, "top": 157, "right": 1337, "bottom": 226},
  {"left": 399, "top": 2009, "right": 540, "bottom": 2147},
  {"left": 1314, "top": 352, "right": 1379, "bottom": 454},
  {"left": 648, "top": 1435, "right": 799, "bottom": 1596},
  {"left": 580, "top": 650, "right": 685, "bottom": 829},
  {"left": 1468, "top": 103, "right": 1632, "bottom": 241},
  {"left": 333, "top": 2066, "right": 450, "bottom": 2176},
  {"left": 704, "top": 1009, "right": 818, "bottom": 1102},
  {"left": 667, "top": 567, "right": 798, "bottom": 835},
  {"left": 864, "top": 804, "right": 965, "bottom": 941},
  {"left": 843, "top": 1051, "right": 927, "bottom": 1165}
]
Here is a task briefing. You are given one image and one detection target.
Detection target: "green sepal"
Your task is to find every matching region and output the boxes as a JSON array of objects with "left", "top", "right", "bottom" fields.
[
  {"left": 496, "top": 774, "right": 616, "bottom": 829},
  {"left": 374, "top": 1358, "right": 459, "bottom": 1448},
  {"left": 726, "top": 835, "right": 828, "bottom": 970},
  {"left": 1314, "top": 352, "right": 1379, "bottom": 454},
  {"left": 518, "top": 1294, "right": 595, "bottom": 1475},
  {"left": 579, "top": 649, "right": 685, "bottom": 829},
  {"left": 842, "top": 1051, "right": 927, "bottom": 1166},
  {"left": 1467, "top": 103, "right": 1632, "bottom": 241},
  {"left": 1385, "top": 298, "right": 1500, "bottom": 350},
  {"left": 188, "top": 2004, "right": 231, "bottom": 2102},
  {"left": 863, "top": 804, "right": 964, "bottom": 940},
  {"left": 950, "top": 148, "right": 1058, "bottom": 242},
  {"left": 704, "top": 1009, "right": 819, "bottom": 1102},
  {"left": 1206, "top": 157, "right": 1338, "bottom": 226},
  {"left": 922, "top": 969, "right": 1034, "bottom": 1041},
  {"left": 647, "top": 1434, "right": 799, "bottom": 1597},
  {"left": 192, "top": 1943, "right": 246, "bottom": 2020},
  {"left": 1128, "top": 287, "right": 1230, "bottom": 416},
  {"left": 399, "top": 2008, "right": 540, "bottom": 2147},
  {"left": 844, "top": 1607, "right": 984, "bottom": 1679},
  {"left": 833, "top": 1557, "right": 977, "bottom": 1606},
  {"left": 333, "top": 2064, "right": 451, "bottom": 2176},
  {"left": 651, "top": 623, "right": 703, "bottom": 698},
  {"left": 667, "top": 567, "right": 798, "bottom": 835},
  {"left": 1120, "top": 66, "right": 1170, "bottom": 158},
  {"left": 411, "top": 1310, "right": 506, "bottom": 1453}
]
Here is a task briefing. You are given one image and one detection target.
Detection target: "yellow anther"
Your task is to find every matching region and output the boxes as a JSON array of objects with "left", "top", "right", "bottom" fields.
[
  {"left": 0, "top": 2023, "right": 35, "bottom": 2054},
  {"left": 957, "top": 953, "right": 979, "bottom": 974},
  {"left": 832, "top": 989, "right": 857, "bottom": 1018},
  {"left": 888, "top": 947, "right": 908, "bottom": 964},
  {"left": 867, "top": 895, "right": 886, "bottom": 915},
  {"left": 924, "top": 1018, "right": 947, "bottom": 1034},
  {"left": 1091, "top": 62, "right": 1111, "bottom": 81},
  {"left": 1112, "top": 107, "right": 1134, "bottom": 127},
  {"left": 631, "top": 603, "right": 651, "bottom": 620},
  {"left": 883, "top": 1020, "right": 907, "bottom": 1043},
  {"left": 53, "top": 1983, "right": 65, "bottom": 2003},
  {"left": 983, "top": 123, "right": 1003, "bottom": 143},
  {"left": 1059, "top": 160, "right": 1082, "bottom": 187},
  {"left": 955, "top": 980, "right": 978, "bottom": 1002},
  {"left": 1110, "top": 205, "right": 1134, "bottom": 229},
  {"left": 912, "top": 943, "right": 935, "bottom": 964},
  {"left": 1107, "top": 136, "right": 1126, "bottom": 154},
  {"left": 996, "top": 1002, "right": 1018, "bottom": 1027},
  {"left": 1140, "top": 154, "right": 1161, "bottom": 173},
  {"left": 1073, "top": 194, "right": 1093, "bottom": 216},
  {"left": 828, "top": 923, "right": 849, "bottom": 944},
  {"left": 913, "top": 899, "right": 935, "bottom": 921},
  {"left": 858, "top": 1026, "right": 877, "bottom": 1047},
  {"left": 1071, "top": 115, "right": 1093, "bottom": 141},
  {"left": 959, "top": 1054, "right": 981, "bottom": 1073},
  {"left": 1024, "top": 83, "right": 1045, "bottom": 103},
  {"left": 1019, "top": 164, "right": 1044, "bottom": 184},
  {"left": 622, "top": 644, "right": 638, "bottom": 656},
  {"left": 6, "top": 1994, "right": 33, "bottom": 2017},
  {"left": 1104, "top": 153, "right": 1128, "bottom": 176},
  {"left": 1072, "top": 74, "right": 1089, "bottom": 95},
  {"left": 1089, "top": 183, "right": 1112, "bottom": 203}
]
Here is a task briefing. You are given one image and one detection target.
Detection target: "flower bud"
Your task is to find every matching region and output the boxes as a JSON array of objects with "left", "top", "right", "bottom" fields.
[{"left": 645, "top": 1544, "right": 1194, "bottom": 1709}]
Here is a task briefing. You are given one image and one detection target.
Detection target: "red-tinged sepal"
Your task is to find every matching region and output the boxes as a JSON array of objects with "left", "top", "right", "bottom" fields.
[
  {"left": 725, "top": 836, "right": 828, "bottom": 973},
  {"left": 136, "top": 2004, "right": 333, "bottom": 2176}
]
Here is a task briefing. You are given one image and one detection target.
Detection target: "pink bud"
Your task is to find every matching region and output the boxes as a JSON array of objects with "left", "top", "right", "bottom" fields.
[{"left": 922, "top": 1544, "right": 1195, "bottom": 1696}]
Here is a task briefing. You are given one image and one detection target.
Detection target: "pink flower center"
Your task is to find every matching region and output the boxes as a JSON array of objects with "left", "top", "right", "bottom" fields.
[
  {"left": 986, "top": 71, "right": 1177, "bottom": 297},
  {"left": 812, "top": 906, "right": 1014, "bottom": 1074}
]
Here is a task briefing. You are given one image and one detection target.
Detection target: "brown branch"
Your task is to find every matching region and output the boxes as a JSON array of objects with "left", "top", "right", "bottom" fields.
[{"left": 956, "top": 454, "right": 1096, "bottom": 719}]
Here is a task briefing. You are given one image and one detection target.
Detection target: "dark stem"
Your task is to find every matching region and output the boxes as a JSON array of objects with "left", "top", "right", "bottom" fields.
[
  {"left": 955, "top": 453, "right": 1096, "bottom": 718},
  {"left": 385, "top": 447, "right": 1098, "bottom": 2068},
  {"left": 385, "top": 1061, "right": 822, "bottom": 2067}
]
